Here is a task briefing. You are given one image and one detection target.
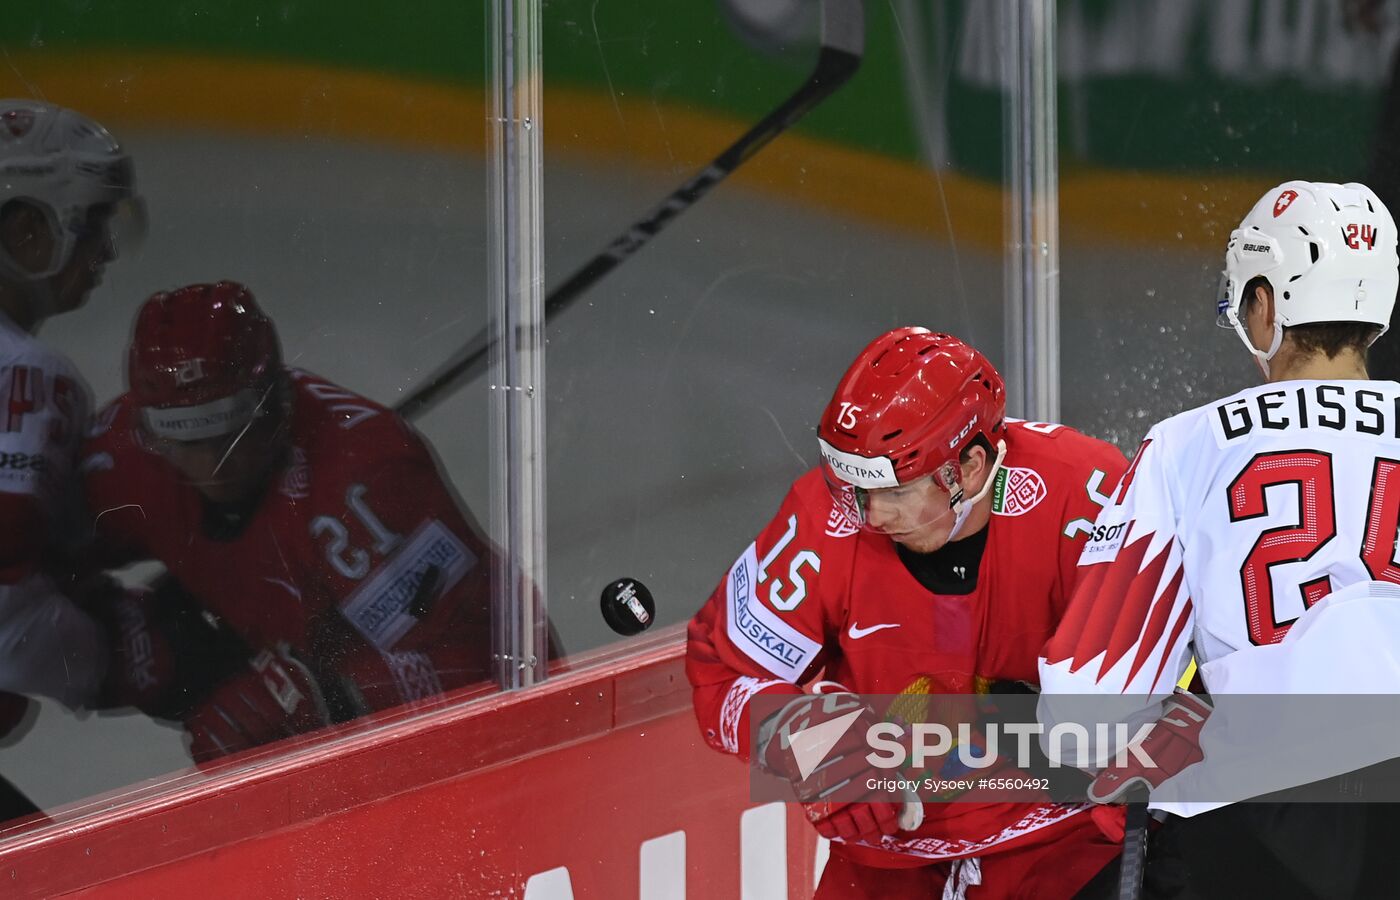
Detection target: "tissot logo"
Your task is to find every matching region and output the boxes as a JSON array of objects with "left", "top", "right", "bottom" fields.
[
  {"left": 1088, "top": 522, "right": 1127, "bottom": 544},
  {"left": 0, "top": 451, "right": 45, "bottom": 472}
]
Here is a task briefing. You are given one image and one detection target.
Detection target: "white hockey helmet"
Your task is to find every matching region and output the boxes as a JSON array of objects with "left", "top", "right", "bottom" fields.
[
  {"left": 0, "top": 99, "right": 142, "bottom": 284},
  {"left": 1217, "top": 180, "right": 1399, "bottom": 366}
]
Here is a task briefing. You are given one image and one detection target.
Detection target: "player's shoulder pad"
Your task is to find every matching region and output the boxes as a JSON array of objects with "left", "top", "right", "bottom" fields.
[
  {"left": 993, "top": 421, "right": 1126, "bottom": 521},
  {"left": 292, "top": 371, "right": 434, "bottom": 497},
  {"left": 0, "top": 326, "right": 81, "bottom": 375},
  {"left": 82, "top": 393, "right": 138, "bottom": 455},
  {"left": 291, "top": 368, "right": 422, "bottom": 454},
  {"left": 1002, "top": 419, "right": 1127, "bottom": 474}
]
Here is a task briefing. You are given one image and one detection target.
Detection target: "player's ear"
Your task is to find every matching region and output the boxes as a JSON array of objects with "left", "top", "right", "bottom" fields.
[
  {"left": 1251, "top": 281, "right": 1276, "bottom": 328},
  {"left": 960, "top": 442, "right": 989, "bottom": 485},
  {"left": 0, "top": 200, "right": 54, "bottom": 274}
]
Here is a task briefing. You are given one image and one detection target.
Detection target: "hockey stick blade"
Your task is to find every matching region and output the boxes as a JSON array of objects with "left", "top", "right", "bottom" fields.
[{"left": 395, "top": 0, "right": 865, "bottom": 420}]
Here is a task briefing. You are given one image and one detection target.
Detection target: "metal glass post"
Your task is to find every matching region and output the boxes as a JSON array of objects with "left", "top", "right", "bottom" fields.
[
  {"left": 1002, "top": 0, "right": 1060, "bottom": 422},
  {"left": 488, "top": 0, "right": 548, "bottom": 689}
]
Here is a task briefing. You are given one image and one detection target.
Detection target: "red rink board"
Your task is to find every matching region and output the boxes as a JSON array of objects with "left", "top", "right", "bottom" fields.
[{"left": 0, "top": 637, "right": 820, "bottom": 898}]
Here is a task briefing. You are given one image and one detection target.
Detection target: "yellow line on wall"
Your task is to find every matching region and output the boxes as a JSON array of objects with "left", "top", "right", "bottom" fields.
[{"left": 0, "top": 51, "right": 1269, "bottom": 251}]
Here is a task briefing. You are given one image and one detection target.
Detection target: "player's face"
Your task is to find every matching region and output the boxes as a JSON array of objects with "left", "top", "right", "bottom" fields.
[
  {"left": 50, "top": 204, "right": 118, "bottom": 315},
  {"left": 151, "top": 399, "right": 288, "bottom": 505},
  {"left": 860, "top": 447, "right": 993, "bottom": 553},
  {"left": 862, "top": 476, "right": 960, "bottom": 553}
]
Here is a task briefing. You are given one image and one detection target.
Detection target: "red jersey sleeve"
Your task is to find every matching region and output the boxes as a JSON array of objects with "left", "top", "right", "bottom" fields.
[
  {"left": 687, "top": 472, "right": 845, "bottom": 759},
  {"left": 1052, "top": 434, "right": 1130, "bottom": 620},
  {"left": 1041, "top": 426, "right": 1195, "bottom": 696}
]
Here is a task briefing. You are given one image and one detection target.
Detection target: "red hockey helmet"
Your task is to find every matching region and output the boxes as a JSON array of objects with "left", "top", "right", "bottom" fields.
[
  {"left": 818, "top": 328, "right": 1006, "bottom": 533},
  {"left": 128, "top": 281, "right": 283, "bottom": 444}
]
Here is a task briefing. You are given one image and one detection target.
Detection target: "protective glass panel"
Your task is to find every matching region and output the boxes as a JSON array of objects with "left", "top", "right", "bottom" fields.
[
  {"left": 0, "top": 1, "right": 497, "bottom": 838},
  {"left": 1056, "top": 0, "right": 1398, "bottom": 445},
  {"left": 540, "top": 1, "right": 1011, "bottom": 660}
]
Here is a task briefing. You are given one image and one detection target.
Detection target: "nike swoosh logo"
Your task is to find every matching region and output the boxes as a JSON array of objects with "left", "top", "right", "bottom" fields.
[{"left": 848, "top": 622, "right": 900, "bottom": 640}]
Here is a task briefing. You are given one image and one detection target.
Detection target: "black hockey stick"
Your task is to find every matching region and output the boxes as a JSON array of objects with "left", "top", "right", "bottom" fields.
[
  {"left": 394, "top": 0, "right": 866, "bottom": 420},
  {"left": 1117, "top": 794, "right": 1150, "bottom": 900}
]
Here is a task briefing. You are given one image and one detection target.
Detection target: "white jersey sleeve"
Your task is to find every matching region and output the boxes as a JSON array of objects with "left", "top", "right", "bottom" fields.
[
  {"left": 1044, "top": 379, "right": 1400, "bottom": 699},
  {"left": 0, "top": 572, "right": 106, "bottom": 707},
  {"left": 1039, "top": 426, "right": 1195, "bottom": 696},
  {"left": 0, "top": 323, "right": 104, "bottom": 706},
  {"left": 0, "top": 341, "right": 92, "bottom": 511}
]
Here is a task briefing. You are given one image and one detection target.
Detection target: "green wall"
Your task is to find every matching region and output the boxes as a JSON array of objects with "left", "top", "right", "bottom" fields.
[{"left": 0, "top": 0, "right": 1387, "bottom": 181}]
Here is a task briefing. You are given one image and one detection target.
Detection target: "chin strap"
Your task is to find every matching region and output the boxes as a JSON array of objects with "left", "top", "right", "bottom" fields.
[
  {"left": 1232, "top": 317, "right": 1283, "bottom": 379},
  {"left": 947, "top": 439, "right": 1008, "bottom": 542}
]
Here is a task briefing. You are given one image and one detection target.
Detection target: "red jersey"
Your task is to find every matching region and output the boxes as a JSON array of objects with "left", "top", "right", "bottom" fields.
[
  {"left": 687, "top": 420, "right": 1127, "bottom": 877},
  {"left": 81, "top": 368, "right": 493, "bottom": 712}
]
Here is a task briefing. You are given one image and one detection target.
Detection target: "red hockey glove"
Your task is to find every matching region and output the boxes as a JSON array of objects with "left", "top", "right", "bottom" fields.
[
  {"left": 757, "top": 686, "right": 921, "bottom": 844},
  {"left": 1088, "top": 690, "right": 1213, "bottom": 803},
  {"left": 98, "top": 586, "right": 182, "bottom": 714},
  {"left": 184, "top": 643, "right": 332, "bottom": 762},
  {"left": 90, "top": 578, "right": 250, "bottom": 719}
]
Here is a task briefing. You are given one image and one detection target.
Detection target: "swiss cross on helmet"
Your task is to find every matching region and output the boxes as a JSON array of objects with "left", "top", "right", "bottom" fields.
[
  {"left": 128, "top": 281, "right": 283, "bottom": 443},
  {"left": 0, "top": 100, "right": 143, "bottom": 285},
  {"left": 1218, "top": 180, "right": 1400, "bottom": 369},
  {"left": 818, "top": 328, "right": 1007, "bottom": 536}
]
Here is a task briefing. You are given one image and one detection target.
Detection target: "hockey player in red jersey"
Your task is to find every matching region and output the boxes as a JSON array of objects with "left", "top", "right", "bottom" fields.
[
  {"left": 687, "top": 328, "right": 1130, "bottom": 898},
  {"left": 82, "top": 282, "right": 495, "bottom": 761}
]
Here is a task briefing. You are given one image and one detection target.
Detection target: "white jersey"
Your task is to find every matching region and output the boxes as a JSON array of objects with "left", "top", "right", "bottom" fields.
[
  {"left": 1040, "top": 379, "right": 1400, "bottom": 696},
  {"left": 0, "top": 314, "right": 105, "bottom": 707}
]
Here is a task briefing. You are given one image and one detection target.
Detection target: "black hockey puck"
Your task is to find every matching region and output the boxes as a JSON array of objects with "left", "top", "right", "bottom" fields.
[{"left": 600, "top": 578, "right": 656, "bottom": 636}]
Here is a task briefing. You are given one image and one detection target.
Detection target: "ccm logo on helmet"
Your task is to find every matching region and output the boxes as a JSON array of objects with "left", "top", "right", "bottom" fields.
[
  {"left": 1273, "top": 189, "right": 1298, "bottom": 218},
  {"left": 947, "top": 415, "right": 978, "bottom": 450}
]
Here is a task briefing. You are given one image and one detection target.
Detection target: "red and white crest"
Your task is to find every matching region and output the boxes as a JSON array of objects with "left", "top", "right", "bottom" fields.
[
  {"left": 992, "top": 466, "right": 1047, "bottom": 517},
  {"left": 174, "top": 358, "right": 207, "bottom": 385},
  {"left": 1, "top": 109, "right": 33, "bottom": 139},
  {"left": 1272, "top": 189, "right": 1299, "bottom": 218},
  {"left": 279, "top": 446, "right": 310, "bottom": 500},
  {"left": 825, "top": 487, "right": 860, "bottom": 538}
]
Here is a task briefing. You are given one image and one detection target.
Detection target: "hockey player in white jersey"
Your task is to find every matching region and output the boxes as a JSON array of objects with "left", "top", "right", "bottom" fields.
[
  {"left": 1040, "top": 181, "right": 1400, "bottom": 897},
  {"left": 0, "top": 101, "right": 140, "bottom": 717}
]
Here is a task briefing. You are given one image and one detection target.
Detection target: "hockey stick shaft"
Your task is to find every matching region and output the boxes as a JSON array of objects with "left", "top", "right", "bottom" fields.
[
  {"left": 394, "top": 0, "right": 865, "bottom": 420},
  {"left": 1117, "top": 797, "right": 1150, "bottom": 900}
]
